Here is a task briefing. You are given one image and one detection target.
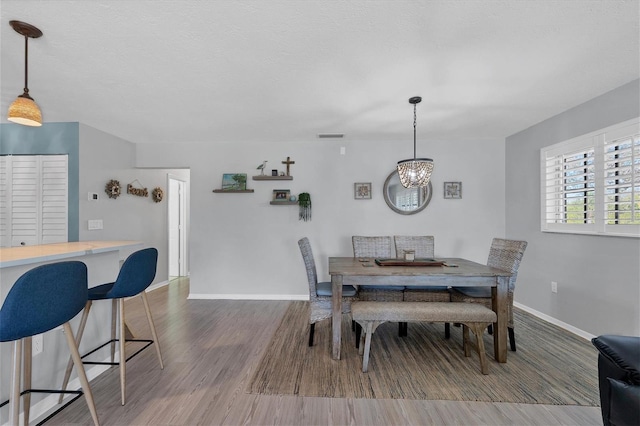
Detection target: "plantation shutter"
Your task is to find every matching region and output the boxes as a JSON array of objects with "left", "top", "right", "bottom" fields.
[
  {"left": 0, "top": 156, "right": 9, "bottom": 246},
  {"left": 602, "top": 122, "right": 640, "bottom": 233},
  {"left": 41, "top": 155, "right": 69, "bottom": 243},
  {"left": 0, "top": 155, "right": 68, "bottom": 247},
  {"left": 542, "top": 136, "right": 597, "bottom": 233}
]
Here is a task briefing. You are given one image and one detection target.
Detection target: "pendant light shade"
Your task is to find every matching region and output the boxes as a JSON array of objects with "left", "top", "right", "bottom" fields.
[
  {"left": 8, "top": 95, "right": 42, "bottom": 126},
  {"left": 397, "top": 96, "right": 433, "bottom": 188},
  {"left": 7, "top": 21, "right": 43, "bottom": 127}
]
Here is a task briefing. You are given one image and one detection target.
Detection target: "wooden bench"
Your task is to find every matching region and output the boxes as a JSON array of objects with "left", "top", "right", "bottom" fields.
[{"left": 351, "top": 301, "right": 497, "bottom": 374}]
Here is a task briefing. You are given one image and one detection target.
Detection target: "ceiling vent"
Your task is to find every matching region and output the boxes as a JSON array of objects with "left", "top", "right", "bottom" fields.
[{"left": 317, "top": 133, "right": 344, "bottom": 139}]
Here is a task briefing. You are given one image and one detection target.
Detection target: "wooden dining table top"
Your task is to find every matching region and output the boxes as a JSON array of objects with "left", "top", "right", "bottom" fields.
[{"left": 328, "top": 257, "right": 511, "bottom": 282}]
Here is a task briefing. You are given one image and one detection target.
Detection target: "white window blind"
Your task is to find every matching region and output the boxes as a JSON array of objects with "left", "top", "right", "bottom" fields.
[
  {"left": 541, "top": 118, "right": 640, "bottom": 237},
  {"left": 0, "top": 155, "right": 68, "bottom": 247}
]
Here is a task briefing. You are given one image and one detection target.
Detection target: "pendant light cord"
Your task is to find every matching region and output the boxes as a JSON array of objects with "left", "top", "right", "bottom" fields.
[{"left": 23, "top": 35, "right": 30, "bottom": 96}]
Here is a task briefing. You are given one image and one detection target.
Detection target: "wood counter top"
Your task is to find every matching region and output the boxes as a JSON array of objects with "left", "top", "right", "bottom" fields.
[{"left": 0, "top": 240, "right": 142, "bottom": 268}]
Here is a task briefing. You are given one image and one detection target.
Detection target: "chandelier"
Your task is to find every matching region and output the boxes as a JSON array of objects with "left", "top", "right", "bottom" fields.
[{"left": 397, "top": 96, "right": 433, "bottom": 188}]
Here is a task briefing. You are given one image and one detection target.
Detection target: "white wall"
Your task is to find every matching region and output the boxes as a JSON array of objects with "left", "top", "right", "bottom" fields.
[
  {"left": 506, "top": 79, "right": 640, "bottom": 337},
  {"left": 78, "top": 124, "right": 190, "bottom": 283},
  {"left": 136, "top": 137, "right": 505, "bottom": 298}
]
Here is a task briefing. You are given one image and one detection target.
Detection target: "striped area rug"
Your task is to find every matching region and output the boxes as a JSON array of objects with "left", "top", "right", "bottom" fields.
[{"left": 247, "top": 301, "right": 600, "bottom": 405}]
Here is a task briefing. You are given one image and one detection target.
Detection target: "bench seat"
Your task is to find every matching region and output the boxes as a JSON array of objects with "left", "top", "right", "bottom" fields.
[{"left": 352, "top": 301, "right": 497, "bottom": 374}]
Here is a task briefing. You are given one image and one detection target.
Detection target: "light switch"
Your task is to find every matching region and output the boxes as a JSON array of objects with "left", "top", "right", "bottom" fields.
[{"left": 88, "top": 219, "right": 103, "bottom": 230}]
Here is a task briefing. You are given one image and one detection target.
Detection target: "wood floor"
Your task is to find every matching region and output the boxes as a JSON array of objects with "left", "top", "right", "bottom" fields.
[{"left": 45, "top": 278, "right": 602, "bottom": 425}]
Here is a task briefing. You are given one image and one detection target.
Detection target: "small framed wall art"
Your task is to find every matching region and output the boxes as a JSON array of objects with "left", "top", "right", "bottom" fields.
[
  {"left": 221, "top": 173, "right": 247, "bottom": 191},
  {"left": 444, "top": 182, "right": 462, "bottom": 199},
  {"left": 273, "top": 189, "right": 291, "bottom": 201},
  {"left": 354, "top": 182, "right": 372, "bottom": 199}
]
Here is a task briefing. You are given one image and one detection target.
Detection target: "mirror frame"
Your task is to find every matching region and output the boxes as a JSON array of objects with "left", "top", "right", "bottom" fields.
[{"left": 382, "top": 170, "right": 433, "bottom": 215}]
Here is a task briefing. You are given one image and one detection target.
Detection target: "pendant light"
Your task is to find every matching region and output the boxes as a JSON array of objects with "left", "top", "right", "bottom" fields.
[
  {"left": 397, "top": 96, "right": 433, "bottom": 188},
  {"left": 7, "top": 20, "right": 43, "bottom": 127}
]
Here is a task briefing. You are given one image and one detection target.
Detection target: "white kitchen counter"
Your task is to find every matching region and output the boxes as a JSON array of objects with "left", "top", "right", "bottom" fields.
[{"left": 0, "top": 240, "right": 142, "bottom": 268}]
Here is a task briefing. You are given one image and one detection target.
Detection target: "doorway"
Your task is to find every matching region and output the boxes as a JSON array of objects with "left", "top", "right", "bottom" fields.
[{"left": 168, "top": 175, "right": 187, "bottom": 280}]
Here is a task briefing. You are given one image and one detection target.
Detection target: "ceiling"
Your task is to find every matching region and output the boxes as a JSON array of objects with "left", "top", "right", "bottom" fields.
[{"left": 1, "top": 0, "right": 638, "bottom": 145}]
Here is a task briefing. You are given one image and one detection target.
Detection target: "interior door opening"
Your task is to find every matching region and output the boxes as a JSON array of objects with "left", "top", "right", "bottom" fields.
[{"left": 168, "top": 175, "right": 187, "bottom": 280}]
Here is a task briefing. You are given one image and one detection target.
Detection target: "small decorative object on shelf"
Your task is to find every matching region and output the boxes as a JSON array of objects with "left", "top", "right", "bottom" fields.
[
  {"left": 289, "top": 195, "right": 297, "bottom": 202},
  {"left": 281, "top": 156, "right": 295, "bottom": 176},
  {"left": 105, "top": 179, "right": 121, "bottom": 199},
  {"left": 152, "top": 187, "right": 164, "bottom": 203},
  {"left": 256, "top": 161, "right": 267, "bottom": 175},
  {"left": 298, "top": 192, "right": 311, "bottom": 221},
  {"left": 271, "top": 169, "right": 278, "bottom": 176},
  {"left": 354, "top": 182, "right": 372, "bottom": 199},
  {"left": 127, "top": 179, "right": 149, "bottom": 197},
  {"left": 444, "top": 182, "right": 462, "bottom": 199}
]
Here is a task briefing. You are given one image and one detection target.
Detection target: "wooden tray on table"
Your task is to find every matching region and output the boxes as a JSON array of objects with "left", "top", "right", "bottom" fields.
[{"left": 374, "top": 258, "right": 446, "bottom": 267}]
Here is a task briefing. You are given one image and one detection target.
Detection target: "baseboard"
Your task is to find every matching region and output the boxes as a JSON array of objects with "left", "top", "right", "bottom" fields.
[
  {"left": 514, "top": 301, "right": 596, "bottom": 341},
  {"left": 147, "top": 279, "right": 170, "bottom": 292},
  {"left": 188, "top": 293, "right": 309, "bottom": 301}
]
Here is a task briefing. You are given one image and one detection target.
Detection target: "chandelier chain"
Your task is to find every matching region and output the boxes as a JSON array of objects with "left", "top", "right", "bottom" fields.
[{"left": 413, "top": 101, "right": 417, "bottom": 158}]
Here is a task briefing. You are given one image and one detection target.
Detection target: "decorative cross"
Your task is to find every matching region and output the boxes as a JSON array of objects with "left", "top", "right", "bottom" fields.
[{"left": 281, "top": 156, "right": 295, "bottom": 176}]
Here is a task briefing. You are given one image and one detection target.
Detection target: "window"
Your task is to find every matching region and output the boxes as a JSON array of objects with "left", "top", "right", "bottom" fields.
[{"left": 541, "top": 118, "right": 640, "bottom": 237}]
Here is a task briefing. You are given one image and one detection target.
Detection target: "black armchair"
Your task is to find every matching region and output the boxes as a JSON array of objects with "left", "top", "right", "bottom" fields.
[{"left": 591, "top": 335, "right": 640, "bottom": 426}]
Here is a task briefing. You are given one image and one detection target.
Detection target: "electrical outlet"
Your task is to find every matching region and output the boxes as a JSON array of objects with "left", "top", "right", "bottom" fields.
[
  {"left": 33, "top": 334, "right": 43, "bottom": 356},
  {"left": 551, "top": 281, "right": 558, "bottom": 293}
]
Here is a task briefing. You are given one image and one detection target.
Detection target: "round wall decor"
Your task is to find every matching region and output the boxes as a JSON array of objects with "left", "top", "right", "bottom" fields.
[
  {"left": 105, "top": 179, "right": 121, "bottom": 199},
  {"left": 152, "top": 187, "right": 164, "bottom": 203}
]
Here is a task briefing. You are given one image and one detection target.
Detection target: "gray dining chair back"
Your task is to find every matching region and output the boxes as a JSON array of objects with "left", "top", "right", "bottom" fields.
[
  {"left": 352, "top": 236, "right": 404, "bottom": 339},
  {"left": 487, "top": 238, "right": 528, "bottom": 292},
  {"left": 394, "top": 235, "right": 435, "bottom": 259},
  {"left": 450, "top": 237, "right": 528, "bottom": 351},
  {"left": 352, "top": 236, "right": 392, "bottom": 258},
  {"left": 298, "top": 237, "right": 357, "bottom": 346},
  {"left": 394, "top": 235, "right": 450, "bottom": 337}
]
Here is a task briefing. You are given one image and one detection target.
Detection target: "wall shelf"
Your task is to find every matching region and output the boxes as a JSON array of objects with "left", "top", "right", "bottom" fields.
[
  {"left": 253, "top": 175, "right": 293, "bottom": 181},
  {"left": 269, "top": 201, "right": 298, "bottom": 205},
  {"left": 212, "top": 189, "right": 254, "bottom": 193}
]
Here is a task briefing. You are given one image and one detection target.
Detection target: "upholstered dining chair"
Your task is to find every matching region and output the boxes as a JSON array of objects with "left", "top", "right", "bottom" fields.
[
  {"left": 60, "top": 248, "right": 164, "bottom": 406},
  {"left": 0, "top": 261, "right": 100, "bottom": 426},
  {"left": 449, "top": 238, "right": 528, "bottom": 351},
  {"left": 394, "top": 235, "right": 451, "bottom": 337},
  {"left": 298, "top": 237, "right": 358, "bottom": 346}
]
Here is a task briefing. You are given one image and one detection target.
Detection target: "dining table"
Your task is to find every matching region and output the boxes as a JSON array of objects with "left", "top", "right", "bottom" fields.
[{"left": 328, "top": 257, "right": 512, "bottom": 363}]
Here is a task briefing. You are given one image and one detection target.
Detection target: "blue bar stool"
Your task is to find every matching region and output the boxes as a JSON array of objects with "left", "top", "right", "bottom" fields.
[
  {"left": 0, "top": 261, "right": 100, "bottom": 426},
  {"left": 59, "top": 248, "right": 163, "bottom": 406}
]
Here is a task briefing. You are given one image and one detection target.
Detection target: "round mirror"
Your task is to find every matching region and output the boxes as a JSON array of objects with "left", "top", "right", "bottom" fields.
[{"left": 383, "top": 170, "right": 432, "bottom": 215}]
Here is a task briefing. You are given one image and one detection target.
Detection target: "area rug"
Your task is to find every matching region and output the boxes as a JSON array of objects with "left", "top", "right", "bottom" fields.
[{"left": 247, "top": 301, "right": 600, "bottom": 405}]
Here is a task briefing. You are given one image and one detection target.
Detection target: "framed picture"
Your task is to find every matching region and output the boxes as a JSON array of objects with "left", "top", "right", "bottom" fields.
[
  {"left": 273, "top": 189, "right": 291, "bottom": 201},
  {"left": 354, "top": 182, "right": 372, "bottom": 199},
  {"left": 444, "top": 182, "right": 462, "bottom": 199},
  {"left": 221, "top": 173, "right": 247, "bottom": 191}
]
